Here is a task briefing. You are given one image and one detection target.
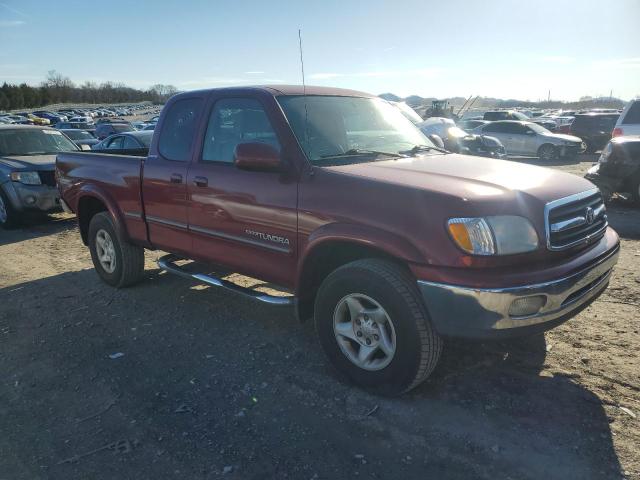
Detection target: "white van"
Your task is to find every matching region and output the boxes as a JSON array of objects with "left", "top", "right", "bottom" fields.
[{"left": 613, "top": 99, "right": 640, "bottom": 137}]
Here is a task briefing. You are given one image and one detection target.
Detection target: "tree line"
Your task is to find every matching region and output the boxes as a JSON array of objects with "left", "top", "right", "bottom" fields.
[{"left": 0, "top": 71, "right": 177, "bottom": 111}]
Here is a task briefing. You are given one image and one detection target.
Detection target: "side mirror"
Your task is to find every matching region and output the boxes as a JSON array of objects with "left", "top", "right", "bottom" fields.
[
  {"left": 234, "top": 142, "right": 282, "bottom": 172},
  {"left": 80, "top": 144, "right": 91, "bottom": 151},
  {"left": 526, "top": 130, "right": 535, "bottom": 135}
]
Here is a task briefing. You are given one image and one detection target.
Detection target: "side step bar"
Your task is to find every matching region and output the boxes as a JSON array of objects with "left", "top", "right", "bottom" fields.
[{"left": 157, "top": 254, "right": 295, "bottom": 306}]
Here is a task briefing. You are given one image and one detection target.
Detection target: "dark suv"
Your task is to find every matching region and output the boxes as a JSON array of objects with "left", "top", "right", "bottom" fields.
[
  {"left": 95, "top": 122, "right": 134, "bottom": 140},
  {"left": 569, "top": 113, "right": 619, "bottom": 153}
]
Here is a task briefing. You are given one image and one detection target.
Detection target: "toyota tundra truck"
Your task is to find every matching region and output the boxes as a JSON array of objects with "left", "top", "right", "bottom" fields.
[{"left": 56, "top": 86, "right": 620, "bottom": 395}]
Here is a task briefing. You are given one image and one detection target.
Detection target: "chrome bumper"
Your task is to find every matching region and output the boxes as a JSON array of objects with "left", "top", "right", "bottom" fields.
[{"left": 417, "top": 245, "right": 619, "bottom": 338}]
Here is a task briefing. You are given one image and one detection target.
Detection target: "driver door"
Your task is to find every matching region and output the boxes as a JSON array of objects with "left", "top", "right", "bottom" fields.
[{"left": 186, "top": 96, "right": 298, "bottom": 287}]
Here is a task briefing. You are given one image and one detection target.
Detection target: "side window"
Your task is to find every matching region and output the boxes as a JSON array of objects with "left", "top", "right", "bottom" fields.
[
  {"left": 622, "top": 102, "right": 640, "bottom": 124},
  {"left": 123, "top": 136, "right": 140, "bottom": 149},
  {"left": 106, "top": 136, "right": 124, "bottom": 149},
  {"left": 158, "top": 97, "right": 203, "bottom": 161},
  {"left": 484, "top": 122, "right": 506, "bottom": 133},
  {"left": 202, "top": 98, "right": 280, "bottom": 163},
  {"left": 510, "top": 123, "right": 528, "bottom": 134}
]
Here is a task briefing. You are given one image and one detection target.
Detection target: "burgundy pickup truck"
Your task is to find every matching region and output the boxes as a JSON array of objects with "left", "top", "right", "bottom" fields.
[{"left": 56, "top": 86, "right": 619, "bottom": 394}]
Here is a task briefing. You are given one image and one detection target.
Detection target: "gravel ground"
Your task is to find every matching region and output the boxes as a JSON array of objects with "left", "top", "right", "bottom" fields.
[{"left": 0, "top": 155, "right": 638, "bottom": 480}]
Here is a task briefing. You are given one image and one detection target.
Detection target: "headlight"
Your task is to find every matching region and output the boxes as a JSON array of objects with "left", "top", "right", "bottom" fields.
[
  {"left": 447, "top": 216, "right": 539, "bottom": 255},
  {"left": 10, "top": 171, "right": 41, "bottom": 185}
]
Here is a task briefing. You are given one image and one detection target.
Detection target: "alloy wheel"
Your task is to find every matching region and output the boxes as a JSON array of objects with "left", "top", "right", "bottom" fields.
[
  {"left": 95, "top": 229, "right": 117, "bottom": 273},
  {"left": 333, "top": 293, "right": 397, "bottom": 371}
]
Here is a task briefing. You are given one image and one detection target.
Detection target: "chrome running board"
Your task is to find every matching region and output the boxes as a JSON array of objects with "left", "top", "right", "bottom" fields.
[{"left": 157, "top": 254, "right": 295, "bottom": 306}]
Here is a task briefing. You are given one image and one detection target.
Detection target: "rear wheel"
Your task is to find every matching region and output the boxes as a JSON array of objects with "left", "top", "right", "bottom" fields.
[
  {"left": 537, "top": 144, "right": 557, "bottom": 162},
  {"left": 88, "top": 212, "right": 144, "bottom": 287},
  {"left": 315, "top": 259, "right": 442, "bottom": 395}
]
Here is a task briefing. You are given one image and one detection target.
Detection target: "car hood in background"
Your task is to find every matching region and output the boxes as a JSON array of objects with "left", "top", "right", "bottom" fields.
[
  {"left": 325, "top": 153, "right": 595, "bottom": 204},
  {"left": 0, "top": 154, "right": 57, "bottom": 170},
  {"left": 541, "top": 132, "right": 582, "bottom": 143}
]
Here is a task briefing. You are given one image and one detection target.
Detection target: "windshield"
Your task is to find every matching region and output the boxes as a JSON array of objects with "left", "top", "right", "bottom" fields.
[
  {"left": 527, "top": 122, "right": 549, "bottom": 133},
  {"left": 64, "top": 130, "right": 93, "bottom": 140},
  {"left": 277, "top": 95, "right": 433, "bottom": 163},
  {"left": 113, "top": 124, "right": 133, "bottom": 133},
  {"left": 0, "top": 129, "right": 78, "bottom": 155}
]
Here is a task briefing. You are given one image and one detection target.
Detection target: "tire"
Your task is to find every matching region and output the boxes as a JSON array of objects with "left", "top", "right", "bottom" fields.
[
  {"left": 537, "top": 144, "right": 557, "bottom": 162},
  {"left": 630, "top": 173, "right": 640, "bottom": 204},
  {"left": 0, "top": 188, "right": 18, "bottom": 229},
  {"left": 584, "top": 141, "right": 595, "bottom": 154},
  {"left": 314, "top": 259, "right": 442, "bottom": 395},
  {"left": 88, "top": 212, "right": 144, "bottom": 287}
]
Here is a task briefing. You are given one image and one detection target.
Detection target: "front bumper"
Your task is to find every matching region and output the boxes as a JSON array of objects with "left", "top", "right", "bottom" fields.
[
  {"left": 417, "top": 244, "right": 619, "bottom": 339},
  {"left": 556, "top": 144, "right": 582, "bottom": 157},
  {"left": 6, "top": 182, "right": 61, "bottom": 212}
]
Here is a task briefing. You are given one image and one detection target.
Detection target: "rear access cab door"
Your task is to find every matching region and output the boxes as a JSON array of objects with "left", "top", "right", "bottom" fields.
[
  {"left": 141, "top": 95, "right": 206, "bottom": 256},
  {"left": 185, "top": 91, "right": 300, "bottom": 288}
]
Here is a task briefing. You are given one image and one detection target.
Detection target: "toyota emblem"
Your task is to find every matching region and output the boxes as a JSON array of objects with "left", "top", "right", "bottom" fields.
[{"left": 585, "top": 206, "right": 595, "bottom": 225}]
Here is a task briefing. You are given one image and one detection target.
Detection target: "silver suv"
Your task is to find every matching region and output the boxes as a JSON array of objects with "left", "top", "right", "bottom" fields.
[{"left": 473, "top": 120, "right": 583, "bottom": 160}]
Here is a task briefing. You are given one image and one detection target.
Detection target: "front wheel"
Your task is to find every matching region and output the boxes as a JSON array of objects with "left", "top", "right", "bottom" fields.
[
  {"left": 315, "top": 259, "right": 442, "bottom": 395},
  {"left": 0, "top": 189, "right": 18, "bottom": 229},
  {"left": 537, "top": 144, "right": 557, "bottom": 162},
  {"left": 88, "top": 212, "right": 145, "bottom": 287}
]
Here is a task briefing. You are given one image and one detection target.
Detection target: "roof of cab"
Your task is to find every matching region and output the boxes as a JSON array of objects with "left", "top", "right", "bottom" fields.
[{"left": 175, "top": 85, "right": 375, "bottom": 99}]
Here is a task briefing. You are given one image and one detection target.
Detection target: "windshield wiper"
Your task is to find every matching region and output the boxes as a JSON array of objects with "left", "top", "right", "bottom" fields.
[
  {"left": 320, "top": 148, "right": 404, "bottom": 159},
  {"left": 400, "top": 144, "right": 449, "bottom": 155}
]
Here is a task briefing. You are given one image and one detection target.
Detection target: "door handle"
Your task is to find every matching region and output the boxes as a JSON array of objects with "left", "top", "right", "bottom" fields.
[
  {"left": 193, "top": 176, "right": 208, "bottom": 187},
  {"left": 170, "top": 173, "right": 183, "bottom": 184}
]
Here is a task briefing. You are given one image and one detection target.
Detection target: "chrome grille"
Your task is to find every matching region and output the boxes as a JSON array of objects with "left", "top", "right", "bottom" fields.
[{"left": 545, "top": 189, "right": 607, "bottom": 250}]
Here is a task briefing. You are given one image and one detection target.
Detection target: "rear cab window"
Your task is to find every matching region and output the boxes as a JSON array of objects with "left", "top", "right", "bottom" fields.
[{"left": 158, "top": 97, "right": 204, "bottom": 161}]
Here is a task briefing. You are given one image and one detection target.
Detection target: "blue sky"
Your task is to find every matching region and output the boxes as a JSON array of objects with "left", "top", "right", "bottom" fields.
[{"left": 1, "top": 0, "right": 639, "bottom": 100}]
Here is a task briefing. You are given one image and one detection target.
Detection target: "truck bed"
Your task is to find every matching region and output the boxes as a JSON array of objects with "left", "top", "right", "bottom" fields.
[{"left": 56, "top": 151, "right": 146, "bottom": 243}]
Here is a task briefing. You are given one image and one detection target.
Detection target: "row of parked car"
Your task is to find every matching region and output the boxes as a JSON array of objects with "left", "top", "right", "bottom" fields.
[
  {"left": 0, "top": 104, "right": 162, "bottom": 130},
  {"left": 1, "top": 94, "right": 639, "bottom": 230},
  {"left": 398, "top": 100, "right": 640, "bottom": 162}
]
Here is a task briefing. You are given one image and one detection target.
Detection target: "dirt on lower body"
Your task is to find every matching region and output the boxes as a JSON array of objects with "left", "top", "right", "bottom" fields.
[{"left": 0, "top": 156, "right": 638, "bottom": 479}]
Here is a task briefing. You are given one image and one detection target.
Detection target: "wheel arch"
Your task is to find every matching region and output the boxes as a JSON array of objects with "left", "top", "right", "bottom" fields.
[
  {"left": 76, "top": 187, "right": 129, "bottom": 245},
  {"left": 295, "top": 230, "right": 421, "bottom": 322}
]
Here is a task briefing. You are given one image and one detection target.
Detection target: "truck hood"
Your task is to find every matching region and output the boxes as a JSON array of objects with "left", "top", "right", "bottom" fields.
[
  {"left": 0, "top": 154, "right": 57, "bottom": 170},
  {"left": 324, "top": 153, "right": 595, "bottom": 205}
]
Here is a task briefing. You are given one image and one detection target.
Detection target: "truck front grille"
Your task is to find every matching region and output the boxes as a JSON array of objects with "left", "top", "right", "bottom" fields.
[
  {"left": 38, "top": 171, "right": 56, "bottom": 187},
  {"left": 545, "top": 189, "right": 607, "bottom": 250}
]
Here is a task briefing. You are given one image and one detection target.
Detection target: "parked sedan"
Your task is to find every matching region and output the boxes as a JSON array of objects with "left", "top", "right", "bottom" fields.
[
  {"left": 585, "top": 136, "right": 640, "bottom": 203},
  {"left": 94, "top": 122, "right": 135, "bottom": 140},
  {"left": 60, "top": 129, "right": 99, "bottom": 148},
  {"left": 91, "top": 131, "right": 153, "bottom": 154},
  {"left": 419, "top": 118, "right": 506, "bottom": 159},
  {"left": 0, "top": 125, "right": 79, "bottom": 227},
  {"left": 16, "top": 113, "right": 51, "bottom": 126},
  {"left": 473, "top": 121, "right": 583, "bottom": 160}
]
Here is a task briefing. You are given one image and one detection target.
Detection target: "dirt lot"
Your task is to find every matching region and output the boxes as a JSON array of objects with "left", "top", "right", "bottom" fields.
[{"left": 1, "top": 155, "right": 638, "bottom": 480}]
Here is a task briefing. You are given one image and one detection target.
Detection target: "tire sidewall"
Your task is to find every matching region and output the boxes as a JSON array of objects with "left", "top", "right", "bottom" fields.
[
  {"left": 538, "top": 144, "right": 556, "bottom": 161},
  {"left": 315, "top": 265, "right": 425, "bottom": 394},
  {"left": 88, "top": 212, "right": 124, "bottom": 286},
  {"left": 0, "top": 188, "right": 16, "bottom": 229}
]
